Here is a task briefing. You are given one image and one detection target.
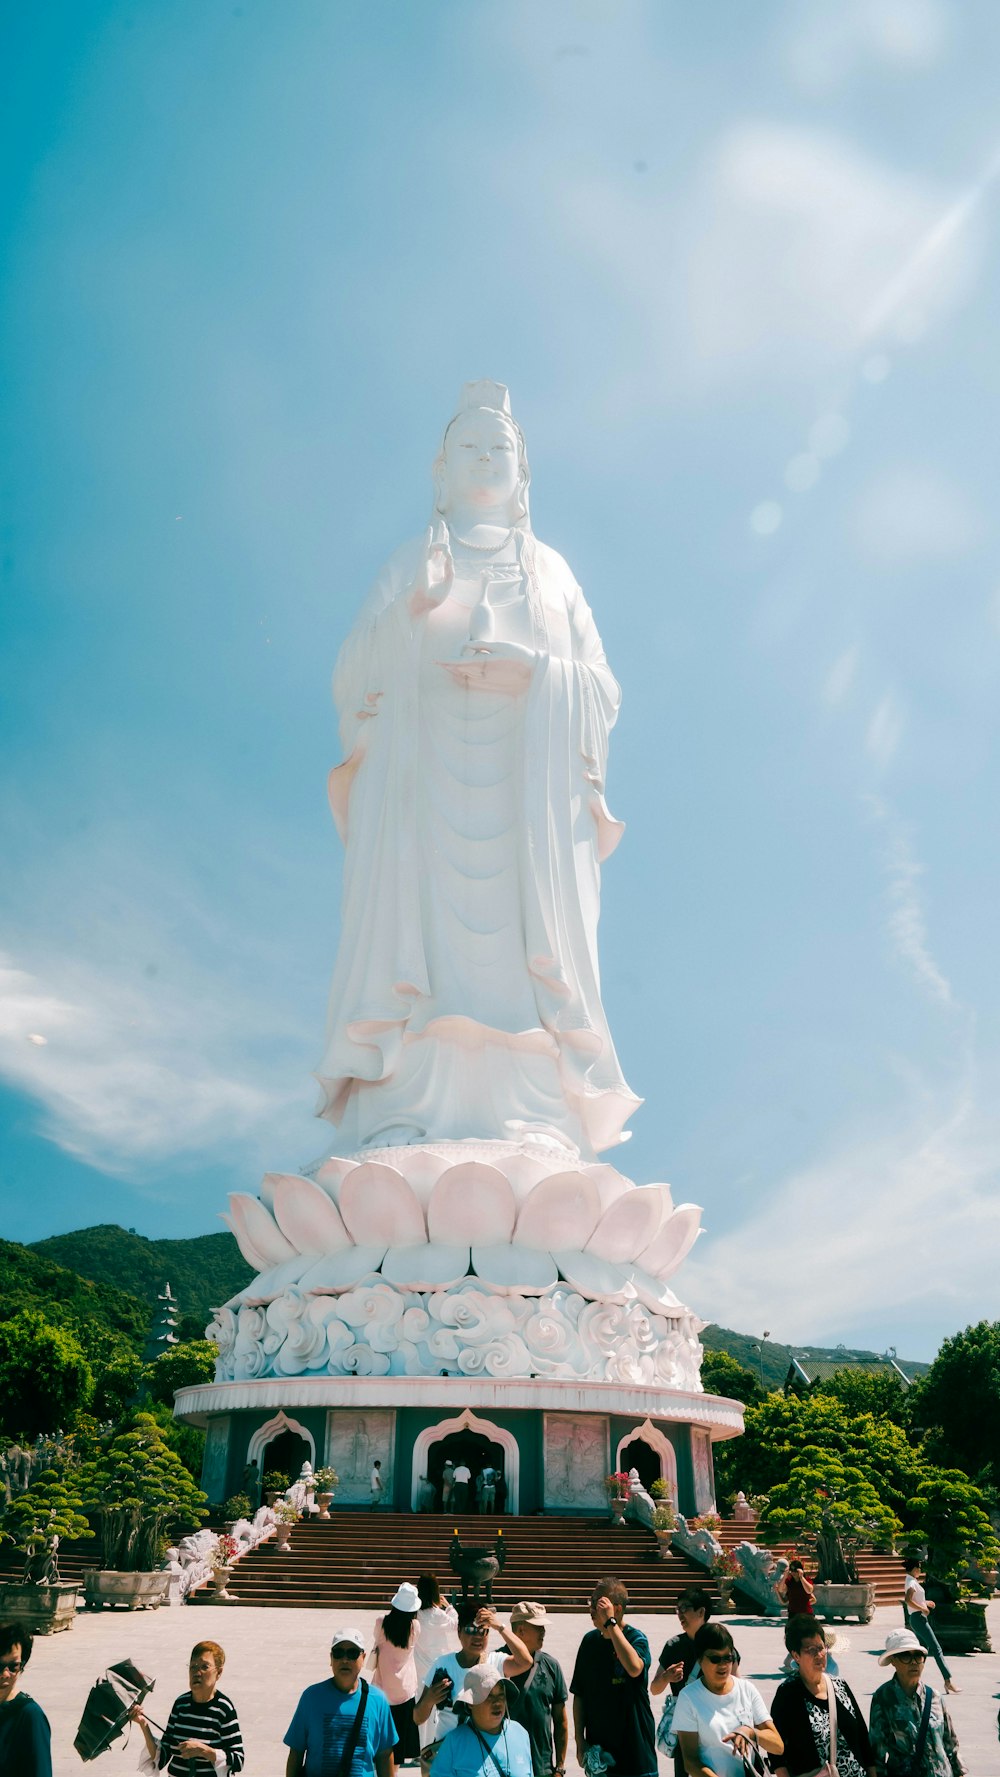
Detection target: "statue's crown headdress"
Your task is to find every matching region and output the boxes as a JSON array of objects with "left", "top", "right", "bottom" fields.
[{"left": 455, "top": 379, "right": 511, "bottom": 417}]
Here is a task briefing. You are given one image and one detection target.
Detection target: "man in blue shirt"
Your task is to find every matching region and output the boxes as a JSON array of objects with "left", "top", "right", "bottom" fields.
[
  {"left": 285, "top": 1625, "right": 397, "bottom": 1777},
  {"left": 571, "top": 1580, "right": 656, "bottom": 1777}
]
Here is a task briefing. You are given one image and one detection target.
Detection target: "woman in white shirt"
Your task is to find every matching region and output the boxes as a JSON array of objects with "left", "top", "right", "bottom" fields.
[
  {"left": 672, "top": 1624, "right": 782, "bottom": 1777},
  {"left": 903, "top": 1559, "right": 958, "bottom": 1691},
  {"left": 414, "top": 1573, "right": 460, "bottom": 1748}
]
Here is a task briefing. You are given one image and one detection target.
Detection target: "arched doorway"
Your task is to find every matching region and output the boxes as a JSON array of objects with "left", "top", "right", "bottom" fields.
[
  {"left": 615, "top": 1418, "right": 678, "bottom": 1502},
  {"left": 411, "top": 1409, "right": 519, "bottom": 1512},
  {"left": 620, "top": 1438, "right": 660, "bottom": 1491},
  {"left": 247, "top": 1409, "right": 316, "bottom": 1488},
  {"left": 428, "top": 1429, "right": 507, "bottom": 1513}
]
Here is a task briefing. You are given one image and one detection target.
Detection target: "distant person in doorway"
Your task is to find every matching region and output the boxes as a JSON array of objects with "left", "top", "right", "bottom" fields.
[
  {"left": 505, "top": 1602, "right": 568, "bottom": 1777},
  {"left": 650, "top": 1586, "right": 712, "bottom": 1777},
  {"left": 478, "top": 1465, "right": 497, "bottom": 1513},
  {"left": 240, "top": 1460, "right": 261, "bottom": 1508},
  {"left": 0, "top": 1622, "right": 52, "bottom": 1777},
  {"left": 132, "top": 1640, "right": 244, "bottom": 1775},
  {"left": 452, "top": 1462, "right": 472, "bottom": 1511},
  {"left": 371, "top": 1459, "right": 385, "bottom": 1511},
  {"left": 571, "top": 1579, "right": 657, "bottom": 1777},
  {"left": 441, "top": 1461, "right": 456, "bottom": 1512},
  {"left": 285, "top": 1626, "right": 397, "bottom": 1777},
  {"left": 371, "top": 1584, "right": 422, "bottom": 1765},
  {"left": 903, "top": 1560, "right": 959, "bottom": 1694}
]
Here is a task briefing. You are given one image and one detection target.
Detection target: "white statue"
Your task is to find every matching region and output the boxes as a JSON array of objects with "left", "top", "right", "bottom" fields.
[{"left": 317, "top": 381, "right": 640, "bottom": 1160}]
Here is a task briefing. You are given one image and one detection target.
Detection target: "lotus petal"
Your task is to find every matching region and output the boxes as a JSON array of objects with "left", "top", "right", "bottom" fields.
[
  {"left": 297, "top": 1248, "right": 388, "bottom": 1293},
  {"left": 221, "top": 1211, "right": 271, "bottom": 1274},
  {"left": 240, "top": 1256, "right": 315, "bottom": 1303},
  {"left": 502, "top": 1150, "right": 557, "bottom": 1202},
  {"left": 340, "top": 1163, "right": 425, "bottom": 1246},
  {"left": 311, "top": 1155, "right": 356, "bottom": 1204},
  {"left": 388, "top": 1147, "right": 454, "bottom": 1207},
  {"left": 228, "top": 1193, "right": 297, "bottom": 1267},
  {"left": 552, "top": 1249, "right": 632, "bottom": 1304},
  {"left": 258, "top": 1173, "right": 277, "bottom": 1212},
  {"left": 381, "top": 1244, "right": 471, "bottom": 1289},
  {"left": 513, "top": 1171, "right": 601, "bottom": 1250},
  {"left": 644, "top": 1203, "right": 703, "bottom": 1279},
  {"left": 472, "top": 1246, "right": 558, "bottom": 1295},
  {"left": 272, "top": 1174, "right": 352, "bottom": 1254},
  {"left": 581, "top": 1163, "right": 634, "bottom": 1211},
  {"left": 428, "top": 1164, "right": 516, "bottom": 1245},
  {"left": 585, "top": 1185, "right": 666, "bottom": 1263},
  {"left": 623, "top": 1263, "right": 684, "bottom": 1315}
]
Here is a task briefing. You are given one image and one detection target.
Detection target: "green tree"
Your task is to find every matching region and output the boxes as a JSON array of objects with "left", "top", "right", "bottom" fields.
[
  {"left": 908, "top": 1321, "right": 1000, "bottom": 1490},
  {"left": 814, "top": 1367, "right": 908, "bottom": 1425},
  {"left": 143, "top": 1340, "right": 216, "bottom": 1406},
  {"left": 92, "top": 1347, "right": 145, "bottom": 1419},
  {"left": 904, "top": 1470, "right": 999, "bottom": 1590},
  {"left": 757, "top": 1449, "right": 900, "bottom": 1582},
  {"left": 1, "top": 1465, "right": 93, "bottom": 1582},
  {"left": 143, "top": 1400, "right": 207, "bottom": 1482},
  {"left": 714, "top": 1390, "right": 926, "bottom": 1519},
  {"left": 701, "top": 1349, "right": 760, "bottom": 1406},
  {"left": 80, "top": 1411, "right": 207, "bottom": 1571},
  {"left": 0, "top": 1309, "right": 94, "bottom": 1438}
]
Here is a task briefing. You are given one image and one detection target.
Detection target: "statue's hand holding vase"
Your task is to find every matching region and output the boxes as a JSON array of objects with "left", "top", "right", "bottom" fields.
[{"left": 441, "top": 639, "right": 537, "bottom": 696}]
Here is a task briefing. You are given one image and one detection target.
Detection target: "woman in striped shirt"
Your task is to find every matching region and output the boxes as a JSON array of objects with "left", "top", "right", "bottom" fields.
[{"left": 131, "top": 1640, "right": 245, "bottom": 1775}]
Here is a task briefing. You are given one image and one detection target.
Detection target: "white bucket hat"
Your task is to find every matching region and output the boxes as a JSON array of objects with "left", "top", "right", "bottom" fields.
[
  {"left": 454, "top": 1665, "right": 517, "bottom": 1708},
  {"left": 391, "top": 1581, "right": 421, "bottom": 1613},
  {"left": 879, "top": 1628, "right": 925, "bottom": 1665}
]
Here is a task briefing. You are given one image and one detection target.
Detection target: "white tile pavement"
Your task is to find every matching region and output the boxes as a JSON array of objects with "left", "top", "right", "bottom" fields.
[{"left": 21, "top": 1600, "right": 1000, "bottom": 1776}]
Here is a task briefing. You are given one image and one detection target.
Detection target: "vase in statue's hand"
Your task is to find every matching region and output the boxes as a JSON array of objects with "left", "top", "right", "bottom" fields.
[
  {"left": 440, "top": 639, "right": 536, "bottom": 695},
  {"left": 409, "top": 524, "right": 455, "bottom": 616}
]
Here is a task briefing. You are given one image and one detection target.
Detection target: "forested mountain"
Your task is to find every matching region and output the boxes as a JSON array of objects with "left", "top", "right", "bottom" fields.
[
  {"left": 0, "top": 1237, "right": 149, "bottom": 1345},
  {"left": 31, "top": 1225, "right": 253, "bottom": 1334}
]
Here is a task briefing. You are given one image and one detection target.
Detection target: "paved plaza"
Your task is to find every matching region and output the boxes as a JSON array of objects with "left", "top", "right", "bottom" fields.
[{"left": 24, "top": 1597, "right": 1000, "bottom": 1775}]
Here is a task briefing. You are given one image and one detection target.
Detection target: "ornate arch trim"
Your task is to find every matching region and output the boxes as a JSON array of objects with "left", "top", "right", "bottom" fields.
[
  {"left": 410, "top": 1408, "right": 519, "bottom": 1512},
  {"left": 246, "top": 1408, "right": 316, "bottom": 1471},
  {"left": 616, "top": 1416, "right": 678, "bottom": 1501}
]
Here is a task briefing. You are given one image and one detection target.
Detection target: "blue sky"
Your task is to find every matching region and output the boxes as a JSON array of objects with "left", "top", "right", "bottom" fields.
[{"left": 3, "top": 0, "right": 999, "bottom": 1360}]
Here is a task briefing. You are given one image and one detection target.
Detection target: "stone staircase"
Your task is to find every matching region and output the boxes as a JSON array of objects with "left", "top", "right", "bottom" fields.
[
  {"left": 716, "top": 1514, "right": 905, "bottom": 1607},
  {"left": 193, "top": 1513, "right": 714, "bottom": 1612}
]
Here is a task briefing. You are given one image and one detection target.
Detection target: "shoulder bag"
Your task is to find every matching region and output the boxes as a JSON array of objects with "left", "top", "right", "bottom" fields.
[
  {"left": 800, "top": 1674, "right": 838, "bottom": 1777},
  {"left": 904, "top": 1686, "right": 934, "bottom": 1777}
]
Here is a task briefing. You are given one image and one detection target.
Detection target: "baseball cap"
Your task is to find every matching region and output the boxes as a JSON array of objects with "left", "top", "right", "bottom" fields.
[
  {"left": 454, "top": 1666, "right": 517, "bottom": 1708},
  {"left": 879, "top": 1628, "right": 924, "bottom": 1665},
  {"left": 330, "top": 1625, "right": 368, "bottom": 1655}
]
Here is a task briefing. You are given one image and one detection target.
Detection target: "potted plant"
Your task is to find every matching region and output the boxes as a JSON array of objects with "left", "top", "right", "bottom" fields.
[
  {"left": 272, "top": 1499, "right": 298, "bottom": 1551},
  {"left": 604, "top": 1472, "right": 630, "bottom": 1524},
  {"left": 208, "top": 1531, "right": 240, "bottom": 1602},
  {"left": 651, "top": 1501, "right": 677, "bottom": 1559},
  {"left": 650, "top": 1478, "right": 671, "bottom": 1501},
  {"left": 79, "top": 1412, "right": 207, "bottom": 1610},
  {"left": 222, "top": 1493, "right": 253, "bottom": 1530},
  {"left": 691, "top": 1511, "right": 723, "bottom": 1537},
  {"left": 263, "top": 1469, "right": 289, "bottom": 1506},
  {"left": 312, "top": 1466, "right": 339, "bottom": 1520},
  {"left": 712, "top": 1548, "right": 743, "bottom": 1610},
  {"left": 757, "top": 1450, "right": 898, "bottom": 1624},
  {"left": 0, "top": 1465, "right": 93, "bottom": 1633},
  {"left": 905, "top": 1471, "right": 999, "bottom": 1654}
]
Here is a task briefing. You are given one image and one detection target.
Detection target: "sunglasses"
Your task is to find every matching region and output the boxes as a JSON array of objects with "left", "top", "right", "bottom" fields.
[
  {"left": 896, "top": 1652, "right": 927, "bottom": 1664},
  {"left": 704, "top": 1654, "right": 735, "bottom": 1666},
  {"left": 0, "top": 1660, "right": 23, "bottom": 1674},
  {"left": 332, "top": 1646, "right": 363, "bottom": 1660}
]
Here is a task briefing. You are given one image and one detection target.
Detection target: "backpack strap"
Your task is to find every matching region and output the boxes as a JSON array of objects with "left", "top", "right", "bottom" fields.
[{"left": 336, "top": 1679, "right": 370, "bottom": 1777}]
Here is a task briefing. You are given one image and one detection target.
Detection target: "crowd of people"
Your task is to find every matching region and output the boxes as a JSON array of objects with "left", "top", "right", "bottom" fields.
[{"left": 0, "top": 1563, "right": 983, "bottom": 1777}]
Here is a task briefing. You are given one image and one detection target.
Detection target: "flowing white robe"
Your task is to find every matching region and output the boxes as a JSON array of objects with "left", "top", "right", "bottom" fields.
[{"left": 317, "top": 531, "right": 640, "bottom": 1157}]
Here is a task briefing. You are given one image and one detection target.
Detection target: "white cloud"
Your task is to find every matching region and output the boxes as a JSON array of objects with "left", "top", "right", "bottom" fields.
[
  {"left": 0, "top": 952, "right": 308, "bottom": 1174},
  {"left": 684, "top": 1082, "right": 999, "bottom": 1345},
  {"left": 823, "top": 645, "right": 860, "bottom": 707},
  {"left": 866, "top": 692, "right": 906, "bottom": 770},
  {"left": 867, "top": 797, "right": 956, "bottom": 1007},
  {"left": 852, "top": 467, "right": 986, "bottom": 563},
  {"left": 781, "top": 0, "right": 949, "bottom": 93}
]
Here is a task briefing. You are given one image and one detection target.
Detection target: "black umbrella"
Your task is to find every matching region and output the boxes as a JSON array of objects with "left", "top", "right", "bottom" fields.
[{"left": 74, "top": 1658, "right": 158, "bottom": 1762}]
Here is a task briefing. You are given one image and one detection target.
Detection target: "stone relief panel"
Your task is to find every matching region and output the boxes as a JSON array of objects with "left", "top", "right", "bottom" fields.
[
  {"left": 201, "top": 1415, "right": 231, "bottom": 1506},
  {"left": 691, "top": 1426, "right": 716, "bottom": 1514},
  {"left": 324, "top": 1409, "right": 396, "bottom": 1505},
  {"left": 544, "top": 1413, "right": 608, "bottom": 1510}
]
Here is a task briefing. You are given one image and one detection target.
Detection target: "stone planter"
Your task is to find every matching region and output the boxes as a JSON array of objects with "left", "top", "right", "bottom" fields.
[
  {"left": 653, "top": 1529, "right": 673, "bottom": 1561},
  {"left": 0, "top": 1581, "right": 80, "bottom": 1634},
  {"left": 932, "top": 1600, "right": 992, "bottom": 1654},
  {"left": 274, "top": 1520, "right": 294, "bottom": 1551},
  {"left": 316, "top": 1490, "right": 334, "bottom": 1521},
  {"left": 82, "top": 1570, "right": 172, "bottom": 1611},
  {"left": 210, "top": 1564, "right": 237, "bottom": 1603},
  {"left": 715, "top": 1580, "right": 735, "bottom": 1612},
  {"left": 813, "top": 1581, "right": 876, "bottom": 1624},
  {"left": 609, "top": 1497, "right": 627, "bottom": 1525}
]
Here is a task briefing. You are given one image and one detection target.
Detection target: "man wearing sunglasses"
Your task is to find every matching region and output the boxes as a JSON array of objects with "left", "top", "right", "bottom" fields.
[
  {"left": 285, "top": 1625, "right": 397, "bottom": 1777},
  {"left": 0, "top": 1622, "right": 51, "bottom": 1777},
  {"left": 868, "top": 1629, "right": 965, "bottom": 1777}
]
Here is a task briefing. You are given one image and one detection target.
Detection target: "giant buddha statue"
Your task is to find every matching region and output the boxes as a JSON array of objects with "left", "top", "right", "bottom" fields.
[{"left": 317, "top": 380, "right": 640, "bottom": 1160}]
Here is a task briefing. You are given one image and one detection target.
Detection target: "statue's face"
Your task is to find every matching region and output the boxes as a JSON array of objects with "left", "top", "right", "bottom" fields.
[{"left": 441, "top": 410, "right": 521, "bottom": 514}]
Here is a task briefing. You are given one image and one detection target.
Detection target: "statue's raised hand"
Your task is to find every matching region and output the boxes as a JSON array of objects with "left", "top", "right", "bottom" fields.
[
  {"left": 441, "top": 639, "right": 536, "bottom": 696},
  {"left": 409, "top": 527, "right": 455, "bottom": 616}
]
